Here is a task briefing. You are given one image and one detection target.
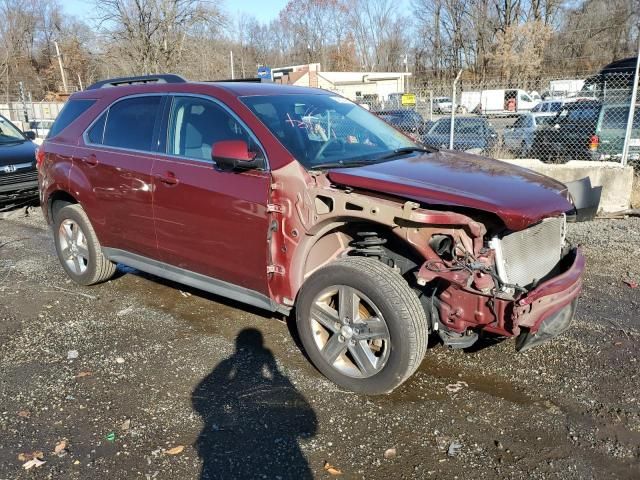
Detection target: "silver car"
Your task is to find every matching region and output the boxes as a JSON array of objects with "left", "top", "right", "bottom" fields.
[{"left": 502, "top": 113, "right": 556, "bottom": 156}]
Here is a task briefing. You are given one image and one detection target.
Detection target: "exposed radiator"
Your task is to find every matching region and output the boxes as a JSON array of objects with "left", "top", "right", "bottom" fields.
[{"left": 489, "top": 215, "right": 565, "bottom": 288}]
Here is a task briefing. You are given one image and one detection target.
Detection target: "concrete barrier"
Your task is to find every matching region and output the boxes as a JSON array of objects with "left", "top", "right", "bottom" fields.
[{"left": 499, "top": 159, "right": 634, "bottom": 213}]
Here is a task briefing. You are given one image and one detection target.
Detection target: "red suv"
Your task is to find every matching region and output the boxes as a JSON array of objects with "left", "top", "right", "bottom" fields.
[{"left": 39, "top": 75, "right": 585, "bottom": 394}]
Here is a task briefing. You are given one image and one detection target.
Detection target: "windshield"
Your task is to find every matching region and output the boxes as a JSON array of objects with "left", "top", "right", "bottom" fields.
[
  {"left": 0, "top": 115, "right": 25, "bottom": 143},
  {"left": 241, "top": 94, "right": 419, "bottom": 168}
]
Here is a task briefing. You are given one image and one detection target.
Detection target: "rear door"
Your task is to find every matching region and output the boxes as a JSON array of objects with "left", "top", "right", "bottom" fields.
[
  {"left": 151, "top": 94, "right": 271, "bottom": 294},
  {"left": 77, "top": 95, "right": 163, "bottom": 258}
]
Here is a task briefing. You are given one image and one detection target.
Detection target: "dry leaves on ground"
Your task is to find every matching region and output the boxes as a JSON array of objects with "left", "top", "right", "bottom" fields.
[
  {"left": 323, "top": 461, "right": 343, "bottom": 475},
  {"left": 165, "top": 445, "right": 185, "bottom": 455}
]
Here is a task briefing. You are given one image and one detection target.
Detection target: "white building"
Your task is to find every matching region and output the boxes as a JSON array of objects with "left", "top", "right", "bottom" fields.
[{"left": 271, "top": 63, "right": 411, "bottom": 104}]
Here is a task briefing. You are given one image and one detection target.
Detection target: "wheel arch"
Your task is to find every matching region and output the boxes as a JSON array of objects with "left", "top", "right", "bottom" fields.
[
  {"left": 290, "top": 218, "right": 426, "bottom": 300},
  {"left": 47, "top": 190, "right": 79, "bottom": 224}
]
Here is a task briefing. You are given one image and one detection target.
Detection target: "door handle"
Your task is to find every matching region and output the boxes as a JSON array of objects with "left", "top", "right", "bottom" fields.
[
  {"left": 156, "top": 172, "right": 179, "bottom": 186},
  {"left": 82, "top": 154, "right": 99, "bottom": 167}
]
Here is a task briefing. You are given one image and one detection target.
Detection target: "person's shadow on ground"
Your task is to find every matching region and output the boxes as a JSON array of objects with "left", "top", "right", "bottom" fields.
[{"left": 192, "top": 328, "right": 318, "bottom": 479}]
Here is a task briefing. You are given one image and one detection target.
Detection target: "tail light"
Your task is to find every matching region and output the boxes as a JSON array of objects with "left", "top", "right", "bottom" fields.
[
  {"left": 36, "top": 147, "right": 45, "bottom": 169},
  {"left": 589, "top": 135, "right": 599, "bottom": 151}
]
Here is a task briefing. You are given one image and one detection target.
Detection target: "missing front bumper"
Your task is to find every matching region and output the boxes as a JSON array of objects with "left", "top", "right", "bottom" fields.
[{"left": 515, "top": 299, "right": 577, "bottom": 352}]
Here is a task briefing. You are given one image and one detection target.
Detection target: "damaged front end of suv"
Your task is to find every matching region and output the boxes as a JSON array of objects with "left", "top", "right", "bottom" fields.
[{"left": 268, "top": 150, "right": 584, "bottom": 357}]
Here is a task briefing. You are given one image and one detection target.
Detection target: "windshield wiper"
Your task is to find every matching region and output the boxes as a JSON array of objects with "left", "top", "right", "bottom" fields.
[
  {"left": 310, "top": 159, "right": 379, "bottom": 170},
  {"left": 374, "top": 146, "right": 435, "bottom": 161}
]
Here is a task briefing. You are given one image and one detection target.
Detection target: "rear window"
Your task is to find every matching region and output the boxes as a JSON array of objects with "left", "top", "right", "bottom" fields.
[
  {"left": 48, "top": 99, "right": 96, "bottom": 138},
  {"left": 558, "top": 104, "right": 600, "bottom": 122},
  {"left": 102, "top": 96, "right": 162, "bottom": 151},
  {"left": 601, "top": 106, "right": 640, "bottom": 130}
]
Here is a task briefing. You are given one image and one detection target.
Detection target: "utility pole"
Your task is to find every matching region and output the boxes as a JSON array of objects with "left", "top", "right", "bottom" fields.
[
  {"left": 18, "top": 81, "right": 28, "bottom": 124},
  {"left": 54, "top": 41, "right": 68, "bottom": 93},
  {"left": 230, "top": 51, "right": 235, "bottom": 80}
]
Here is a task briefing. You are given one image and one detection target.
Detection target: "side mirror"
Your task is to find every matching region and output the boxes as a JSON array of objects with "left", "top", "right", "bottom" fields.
[
  {"left": 24, "top": 130, "right": 36, "bottom": 140},
  {"left": 211, "top": 140, "right": 258, "bottom": 171}
]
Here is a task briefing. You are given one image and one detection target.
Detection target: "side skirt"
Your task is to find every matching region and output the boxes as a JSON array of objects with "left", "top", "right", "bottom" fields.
[{"left": 102, "top": 248, "right": 286, "bottom": 314}]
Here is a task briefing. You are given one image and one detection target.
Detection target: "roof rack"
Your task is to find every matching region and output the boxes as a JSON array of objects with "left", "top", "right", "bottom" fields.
[
  {"left": 207, "top": 78, "right": 264, "bottom": 83},
  {"left": 86, "top": 74, "right": 187, "bottom": 90}
]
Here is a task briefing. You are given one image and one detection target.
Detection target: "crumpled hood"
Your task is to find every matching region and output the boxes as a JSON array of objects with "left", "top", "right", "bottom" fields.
[{"left": 327, "top": 151, "right": 573, "bottom": 231}]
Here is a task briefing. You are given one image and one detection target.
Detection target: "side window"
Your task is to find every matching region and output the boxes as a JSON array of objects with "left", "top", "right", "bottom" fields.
[
  {"left": 431, "top": 120, "right": 450, "bottom": 134},
  {"left": 48, "top": 99, "right": 96, "bottom": 138},
  {"left": 531, "top": 103, "right": 541, "bottom": 113},
  {"left": 168, "top": 96, "right": 263, "bottom": 163},
  {"left": 87, "top": 112, "right": 107, "bottom": 144},
  {"left": 103, "top": 96, "right": 162, "bottom": 151}
]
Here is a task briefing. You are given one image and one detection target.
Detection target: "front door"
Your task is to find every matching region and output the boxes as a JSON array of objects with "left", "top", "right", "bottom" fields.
[{"left": 152, "top": 95, "right": 271, "bottom": 294}]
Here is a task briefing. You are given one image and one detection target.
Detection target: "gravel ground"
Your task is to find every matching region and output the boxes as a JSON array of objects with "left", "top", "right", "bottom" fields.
[{"left": 0, "top": 207, "right": 639, "bottom": 479}]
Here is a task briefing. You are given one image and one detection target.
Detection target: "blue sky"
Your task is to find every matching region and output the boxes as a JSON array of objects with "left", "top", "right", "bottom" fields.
[{"left": 62, "top": 0, "right": 290, "bottom": 24}]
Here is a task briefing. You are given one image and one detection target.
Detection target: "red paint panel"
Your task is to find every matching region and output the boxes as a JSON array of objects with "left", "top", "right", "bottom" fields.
[
  {"left": 327, "top": 151, "right": 573, "bottom": 231},
  {"left": 151, "top": 155, "right": 271, "bottom": 293}
]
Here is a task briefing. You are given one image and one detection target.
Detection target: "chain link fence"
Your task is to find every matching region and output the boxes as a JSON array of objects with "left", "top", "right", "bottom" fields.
[
  {"left": 359, "top": 67, "right": 640, "bottom": 171},
  {"left": 0, "top": 99, "right": 65, "bottom": 140}
]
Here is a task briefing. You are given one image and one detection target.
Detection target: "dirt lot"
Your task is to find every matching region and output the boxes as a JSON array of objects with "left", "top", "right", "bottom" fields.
[{"left": 0, "top": 207, "right": 639, "bottom": 479}]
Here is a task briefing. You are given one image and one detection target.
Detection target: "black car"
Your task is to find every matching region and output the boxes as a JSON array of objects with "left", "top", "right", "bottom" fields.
[
  {"left": 373, "top": 109, "right": 427, "bottom": 136},
  {"left": 421, "top": 117, "right": 498, "bottom": 153},
  {"left": 0, "top": 114, "right": 38, "bottom": 204},
  {"left": 530, "top": 100, "right": 602, "bottom": 163}
]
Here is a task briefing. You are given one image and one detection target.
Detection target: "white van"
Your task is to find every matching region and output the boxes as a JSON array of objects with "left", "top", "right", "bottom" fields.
[{"left": 479, "top": 89, "right": 539, "bottom": 115}]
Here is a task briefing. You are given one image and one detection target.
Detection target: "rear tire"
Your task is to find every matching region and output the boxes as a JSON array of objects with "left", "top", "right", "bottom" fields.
[
  {"left": 296, "top": 257, "right": 429, "bottom": 394},
  {"left": 53, "top": 204, "right": 116, "bottom": 285}
]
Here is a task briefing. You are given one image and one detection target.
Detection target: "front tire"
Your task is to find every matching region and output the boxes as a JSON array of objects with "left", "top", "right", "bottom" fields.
[
  {"left": 296, "top": 257, "right": 429, "bottom": 394},
  {"left": 53, "top": 204, "right": 116, "bottom": 285}
]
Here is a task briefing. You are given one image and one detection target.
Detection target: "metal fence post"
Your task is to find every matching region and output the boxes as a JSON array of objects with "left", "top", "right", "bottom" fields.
[
  {"left": 621, "top": 42, "right": 640, "bottom": 167},
  {"left": 429, "top": 90, "right": 433, "bottom": 122},
  {"left": 449, "top": 70, "right": 462, "bottom": 150}
]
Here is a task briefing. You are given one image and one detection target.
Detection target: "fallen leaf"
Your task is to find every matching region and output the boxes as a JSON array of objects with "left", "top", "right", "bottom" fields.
[
  {"left": 22, "top": 458, "right": 45, "bottom": 469},
  {"left": 17, "top": 410, "right": 30, "bottom": 418},
  {"left": 116, "top": 305, "right": 134, "bottom": 316},
  {"left": 54, "top": 440, "right": 67, "bottom": 455},
  {"left": 323, "top": 461, "right": 342, "bottom": 475},
  {"left": 18, "top": 451, "right": 44, "bottom": 462},
  {"left": 623, "top": 279, "right": 638, "bottom": 289},
  {"left": 613, "top": 341, "right": 623, "bottom": 346},
  {"left": 384, "top": 447, "right": 397, "bottom": 459},
  {"left": 165, "top": 445, "right": 185, "bottom": 455},
  {"left": 75, "top": 371, "right": 92, "bottom": 378}
]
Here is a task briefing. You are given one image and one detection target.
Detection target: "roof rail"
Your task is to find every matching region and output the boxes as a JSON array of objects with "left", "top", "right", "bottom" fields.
[
  {"left": 86, "top": 74, "right": 187, "bottom": 90},
  {"left": 207, "top": 78, "right": 264, "bottom": 83}
]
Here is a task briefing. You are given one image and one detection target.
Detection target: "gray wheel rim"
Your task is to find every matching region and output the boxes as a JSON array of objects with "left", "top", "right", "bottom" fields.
[
  {"left": 310, "top": 285, "right": 391, "bottom": 378},
  {"left": 58, "top": 219, "right": 89, "bottom": 275}
]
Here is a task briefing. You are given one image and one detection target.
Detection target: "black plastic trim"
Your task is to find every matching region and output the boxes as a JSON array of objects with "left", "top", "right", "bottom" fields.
[{"left": 101, "top": 248, "right": 283, "bottom": 313}]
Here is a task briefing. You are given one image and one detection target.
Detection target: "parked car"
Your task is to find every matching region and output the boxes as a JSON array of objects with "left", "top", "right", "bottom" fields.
[
  {"left": 432, "top": 96, "right": 453, "bottom": 113},
  {"left": 0, "top": 114, "right": 38, "bottom": 204},
  {"left": 39, "top": 74, "right": 584, "bottom": 394},
  {"left": 29, "top": 119, "right": 55, "bottom": 139},
  {"left": 530, "top": 100, "right": 564, "bottom": 115},
  {"left": 421, "top": 117, "right": 498, "bottom": 153},
  {"left": 590, "top": 103, "right": 640, "bottom": 161},
  {"left": 502, "top": 113, "right": 557, "bottom": 156},
  {"left": 531, "top": 100, "right": 602, "bottom": 162},
  {"left": 373, "top": 109, "right": 427, "bottom": 137}
]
